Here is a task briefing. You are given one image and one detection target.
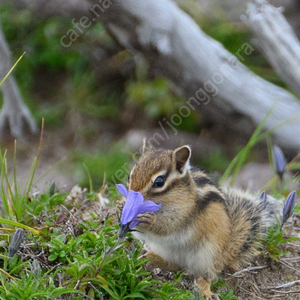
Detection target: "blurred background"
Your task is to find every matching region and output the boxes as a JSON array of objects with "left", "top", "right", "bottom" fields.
[{"left": 0, "top": 0, "right": 299, "bottom": 194}]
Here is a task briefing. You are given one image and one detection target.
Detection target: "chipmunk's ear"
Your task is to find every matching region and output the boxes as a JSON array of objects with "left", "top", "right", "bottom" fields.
[
  {"left": 142, "top": 138, "right": 152, "bottom": 154},
  {"left": 173, "top": 145, "right": 191, "bottom": 173}
]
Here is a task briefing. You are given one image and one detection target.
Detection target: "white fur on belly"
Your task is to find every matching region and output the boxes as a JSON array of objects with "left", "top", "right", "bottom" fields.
[{"left": 133, "top": 228, "right": 216, "bottom": 277}]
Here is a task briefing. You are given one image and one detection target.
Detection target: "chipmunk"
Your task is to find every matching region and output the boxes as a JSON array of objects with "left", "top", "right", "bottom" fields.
[{"left": 119, "top": 140, "right": 283, "bottom": 300}]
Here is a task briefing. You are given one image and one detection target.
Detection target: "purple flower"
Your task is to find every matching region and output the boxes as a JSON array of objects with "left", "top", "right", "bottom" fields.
[
  {"left": 116, "top": 184, "right": 161, "bottom": 238},
  {"left": 272, "top": 145, "right": 286, "bottom": 180},
  {"left": 282, "top": 190, "right": 297, "bottom": 226},
  {"left": 8, "top": 229, "right": 23, "bottom": 258},
  {"left": 259, "top": 191, "right": 267, "bottom": 209}
]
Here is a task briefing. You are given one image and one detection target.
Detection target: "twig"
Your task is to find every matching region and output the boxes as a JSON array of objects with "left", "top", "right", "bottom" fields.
[
  {"left": 238, "top": 285, "right": 265, "bottom": 300},
  {"left": 279, "top": 259, "right": 300, "bottom": 275},
  {"left": 74, "top": 279, "right": 80, "bottom": 289},
  {"left": 88, "top": 281, "right": 104, "bottom": 300},
  {"left": 280, "top": 256, "right": 300, "bottom": 263},
  {"left": 263, "top": 293, "right": 292, "bottom": 299},
  {"left": 267, "top": 280, "right": 300, "bottom": 290},
  {"left": 286, "top": 242, "right": 300, "bottom": 248},
  {"left": 270, "top": 289, "right": 300, "bottom": 294},
  {"left": 251, "top": 278, "right": 262, "bottom": 295},
  {"left": 229, "top": 265, "right": 267, "bottom": 277}
]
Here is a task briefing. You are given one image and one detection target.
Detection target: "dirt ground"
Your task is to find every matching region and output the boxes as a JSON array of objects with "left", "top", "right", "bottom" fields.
[{"left": 223, "top": 216, "right": 300, "bottom": 300}]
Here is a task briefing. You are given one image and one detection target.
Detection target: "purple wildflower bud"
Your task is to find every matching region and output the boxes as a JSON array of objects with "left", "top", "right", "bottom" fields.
[
  {"left": 272, "top": 145, "right": 286, "bottom": 180},
  {"left": 8, "top": 229, "right": 23, "bottom": 258},
  {"left": 116, "top": 184, "right": 161, "bottom": 238},
  {"left": 31, "top": 259, "right": 40, "bottom": 276},
  {"left": 259, "top": 191, "right": 267, "bottom": 209},
  {"left": 282, "top": 190, "right": 297, "bottom": 226}
]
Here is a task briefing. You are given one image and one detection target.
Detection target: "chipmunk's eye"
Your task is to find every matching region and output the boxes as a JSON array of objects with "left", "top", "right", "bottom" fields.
[{"left": 153, "top": 176, "right": 165, "bottom": 188}]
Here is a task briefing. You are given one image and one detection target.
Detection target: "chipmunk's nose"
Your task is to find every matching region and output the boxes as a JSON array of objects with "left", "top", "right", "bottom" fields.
[{"left": 118, "top": 222, "right": 131, "bottom": 238}]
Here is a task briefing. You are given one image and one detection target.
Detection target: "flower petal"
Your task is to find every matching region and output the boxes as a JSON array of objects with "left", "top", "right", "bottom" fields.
[
  {"left": 121, "top": 191, "right": 144, "bottom": 224},
  {"left": 282, "top": 190, "right": 296, "bottom": 225},
  {"left": 116, "top": 184, "right": 128, "bottom": 198},
  {"left": 128, "top": 190, "right": 144, "bottom": 207},
  {"left": 128, "top": 201, "right": 161, "bottom": 229},
  {"left": 272, "top": 145, "right": 286, "bottom": 178},
  {"left": 138, "top": 200, "right": 162, "bottom": 215},
  {"left": 129, "top": 220, "right": 140, "bottom": 229},
  {"left": 121, "top": 198, "right": 137, "bottom": 224}
]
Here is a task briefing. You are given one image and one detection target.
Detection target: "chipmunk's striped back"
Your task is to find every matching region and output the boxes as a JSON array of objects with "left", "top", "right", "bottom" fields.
[
  {"left": 188, "top": 168, "right": 282, "bottom": 270},
  {"left": 224, "top": 189, "right": 282, "bottom": 269}
]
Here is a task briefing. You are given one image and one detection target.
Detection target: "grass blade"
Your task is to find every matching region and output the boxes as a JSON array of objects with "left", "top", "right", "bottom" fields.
[
  {"left": 220, "top": 105, "right": 274, "bottom": 185},
  {"left": 0, "top": 218, "right": 43, "bottom": 236},
  {"left": 25, "top": 118, "right": 44, "bottom": 199},
  {"left": 0, "top": 52, "right": 25, "bottom": 88},
  {"left": 33, "top": 156, "right": 67, "bottom": 187},
  {"left": 0, "top": 150, "right": 10, "bottom": 217},
  {"left": 83, "top": 163, "right": 93, "bottom": 192},
  {"left": 220, "top": 104, "right": 300, "bottom": 186}
]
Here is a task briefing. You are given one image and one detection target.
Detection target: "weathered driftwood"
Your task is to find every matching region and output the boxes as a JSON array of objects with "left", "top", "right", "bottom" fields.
[
  {"left": 0, "top": 24, "right": 37, "bottom": 137},
  {"left": 86, "top": 0, "right": 300, "bottom": 151},
  {"left": 243, "top": 0, "right": 300, "bottom": 98}
]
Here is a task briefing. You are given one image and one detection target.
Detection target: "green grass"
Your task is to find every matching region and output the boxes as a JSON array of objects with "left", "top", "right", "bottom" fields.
[
  {"left": 263, "top": 222, "right": 300, "bottom": 261},
  {"left": 0, "top": 185, "right": 196, "bottom": 299},
  {"left": 0, "top": 121, "right": 43, "bottom": 221},
  {"left": 0, "top": 134, "right": 195, "bottom": 299}
]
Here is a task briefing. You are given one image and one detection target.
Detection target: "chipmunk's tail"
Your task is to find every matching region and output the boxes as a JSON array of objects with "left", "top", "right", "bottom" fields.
[
  {"left": 262, "top": 194, "right": 284, "bottom": 228},
  {"left": 224, "top": 189, "right": 284, "bottom": 269}
]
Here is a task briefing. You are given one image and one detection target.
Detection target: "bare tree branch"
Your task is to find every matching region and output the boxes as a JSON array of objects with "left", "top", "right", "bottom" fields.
[
  {"left": 243, "top": 0, "right": 300, "bottom": 98},
  {"left": 2, "top": 0, "right": 300, "bottom": 150},
  {"left": 0, "top": 24, "right": 37, "bottom": 138},
  {"left": 86, "top": 0, "right": 300, "bottom": 150}
]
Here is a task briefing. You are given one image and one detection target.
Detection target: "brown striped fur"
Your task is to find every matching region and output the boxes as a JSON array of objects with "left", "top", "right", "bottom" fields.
[{"left": 127, "top": 140, "right": 282, "bottom": 300}]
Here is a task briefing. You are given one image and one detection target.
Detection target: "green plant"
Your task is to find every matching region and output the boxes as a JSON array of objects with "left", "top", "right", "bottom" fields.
[
  {"left": 0, "top": 271, "right": 80, "bottom": 300},
  {"left": 263, "top": 222, "right": 300, "bottom": 261},
  {"left": 0, "top": 121, "right": 43, "bottom": 221},
  {"left": 0, "top": 51, "right": 43, "bottom": 222},
  {"left": 126, "top": 78, "right": 184, "bottom": 119},
  {"left": 294, "top": 204, "right": 300, "bottom": 214}
]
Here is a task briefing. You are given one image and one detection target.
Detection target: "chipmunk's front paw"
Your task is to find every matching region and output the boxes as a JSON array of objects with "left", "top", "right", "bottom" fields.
[{"left": 136, "top": 212, "right": 156, "bottom": 228}]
